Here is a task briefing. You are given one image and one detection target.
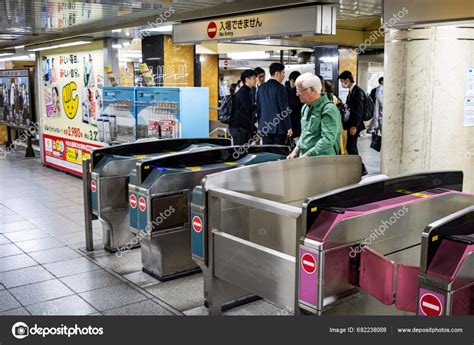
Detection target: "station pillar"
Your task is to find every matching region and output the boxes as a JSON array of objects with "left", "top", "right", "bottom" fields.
[{"left": 382, "top": 26, "right": 474, "bottom": 192}]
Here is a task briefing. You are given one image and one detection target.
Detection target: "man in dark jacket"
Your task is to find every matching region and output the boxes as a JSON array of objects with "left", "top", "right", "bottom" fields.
[
  {"left": 338, "top": 70, "right": 368, "bottom": 175},
  {"left": 229, "top": 69, "right": 257, "bottom": 145},
  {"left": 286, "top": 71, "right": 303, "bottom": 139},
  {"left": 256, "top": 62, "right": 292, "bottom": 145}
]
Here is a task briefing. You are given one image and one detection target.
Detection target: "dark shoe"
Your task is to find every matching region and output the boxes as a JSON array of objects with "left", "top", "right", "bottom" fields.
[{"left": 361, "top": 163, "right": 368, "bottom": 176}]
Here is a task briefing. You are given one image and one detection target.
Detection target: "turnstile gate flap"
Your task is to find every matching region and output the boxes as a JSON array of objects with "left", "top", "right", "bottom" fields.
[
  {"left": 91, "top": 138, "right": 231, "bottom": 166},
  {"left": 451, "top": 285, "right": 473, "bottom": 315},
  {"left": 138, "top": 145, "right": 289, "bottom": 185},
  {"left": 150, "top": 194, "right": 189, "bottom": 233},
  {"left": 359, "top": 247, "right": 394, "bottom": 306},
  {"left": 427, "top": 240, "right": 474, "bottom": 281},
  {"left": 395, "top": 264, "right": 419, "bottom": 313},
  {"left": 424, "top": 209, "right": 474, "bottom": 274},
  {"left": 304, "top": 171, "right": 463, "bottom": 241}
]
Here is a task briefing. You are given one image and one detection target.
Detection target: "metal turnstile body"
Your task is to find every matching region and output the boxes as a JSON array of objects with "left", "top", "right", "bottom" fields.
[
  {"left": 298, "top": 172, "right": 474, "bottom": 315},
  {"left": 84, "top": 138, "right": 230, "bottom": 252},
  {"left": 130, "top": 145, "right": 290, "bottom": 281},
  {"left": 191, "top": 156, "right": 363, "bottom": 315},
  {"left": 417, "top": 206, "right": 474, "bottom": 316}
]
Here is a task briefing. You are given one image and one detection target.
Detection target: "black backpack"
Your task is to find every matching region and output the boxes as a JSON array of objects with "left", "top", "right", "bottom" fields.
[
  {"left": 363, "top": 91, "right": 374, "bottom": 121},
  {"left": 218, "top": 95, "right": 233, "bottom": 124}
]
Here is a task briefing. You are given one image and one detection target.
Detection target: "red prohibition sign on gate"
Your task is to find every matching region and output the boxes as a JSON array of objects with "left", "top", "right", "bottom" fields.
[
  {"left": 301, "top": 253, "right": 317, "bottom": 274},
  {"left": 419, "top": 293, "right": 443, "bottom": 316}
]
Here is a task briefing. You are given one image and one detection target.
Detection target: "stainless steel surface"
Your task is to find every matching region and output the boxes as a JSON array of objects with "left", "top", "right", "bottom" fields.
[
  {"left": 317, "top": 194, "right": 474, "bottom": 251},
  {"left": 213, "top": 230, "right": 296, "bottom": 310},
  {"left": 300, "top": 185, "right": 474, "bottom": 315},
  {"left": 82, "top": 157, "right": 96, "bottom": 251},
  {"left": 420, "top": 206, "right": 474, "bottom": 273},
  {"left": 141, "top": 227, "right": 198, "bottom": 280},
  {"left": 91, "top": 139, "right": 231, "bottom": 252},
  {"left": 417, "top": 206, "right": 474, "bottom": 315},
  {"left": 201, "top": 155, "right": 362, "bottom": 315},
  {"left": 138, "top": 146, "right": 291, "bottom": 280}
]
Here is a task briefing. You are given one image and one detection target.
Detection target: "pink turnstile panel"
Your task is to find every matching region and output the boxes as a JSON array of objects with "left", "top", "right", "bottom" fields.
[
  {"left": 307, "top": 191, "right": 451, "bottom": 242},
  {"left": 427, "top": 241, "right": 474, "bottom": 281},
  {"left": 360, "top": 247, "right": 394, "bottom": 305},
  {"left": 395, "top": 264, "right": 420, "bottom": 313},
  {"left": 451, "top": 284, "right": 473, "bottom": 315}
]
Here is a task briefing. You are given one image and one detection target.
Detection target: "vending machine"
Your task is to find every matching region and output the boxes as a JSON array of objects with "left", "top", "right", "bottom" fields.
[
  {"left": 136, "top": 87, "right": 209, "bottom": 139},
  {"left": 101, "top": 87, "right": 137, "bottom": 144}
]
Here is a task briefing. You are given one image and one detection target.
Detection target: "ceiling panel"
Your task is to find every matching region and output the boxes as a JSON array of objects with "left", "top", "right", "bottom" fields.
[{"left": 0, "top": 0, "right": 382, "bottom": 50}]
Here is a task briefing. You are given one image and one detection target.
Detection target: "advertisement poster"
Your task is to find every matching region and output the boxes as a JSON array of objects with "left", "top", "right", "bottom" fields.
[
  {"left": 40, "top": 42, "right": 105, "bottom": 175},
  {"left": 319, "top": 62, "right": 333, "bottom": 80},
  {"left": 0, "top": 69, "right": 33, "bottom": 128}
]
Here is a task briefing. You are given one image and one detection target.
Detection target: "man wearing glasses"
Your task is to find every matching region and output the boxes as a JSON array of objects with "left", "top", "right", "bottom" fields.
[{"left": 287, "top": 73, "right": 341, "bottom": 159}]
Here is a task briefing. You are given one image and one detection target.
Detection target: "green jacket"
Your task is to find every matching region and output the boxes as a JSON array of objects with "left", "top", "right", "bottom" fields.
[{"left": 297, "top": 93, "right": 342, "bottom": 156}]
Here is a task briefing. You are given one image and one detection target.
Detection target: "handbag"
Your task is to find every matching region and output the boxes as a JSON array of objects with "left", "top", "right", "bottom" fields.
[{"left": 370, "top": 130, "right": 382, "bottom": 152}]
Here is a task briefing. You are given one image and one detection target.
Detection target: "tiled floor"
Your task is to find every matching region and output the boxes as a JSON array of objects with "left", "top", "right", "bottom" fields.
[{"left": 0, "top": 140, "right": 380, "bottom": 316}]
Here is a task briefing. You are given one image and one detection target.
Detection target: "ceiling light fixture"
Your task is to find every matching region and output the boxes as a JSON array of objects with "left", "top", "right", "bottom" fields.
[
  {"left": 140, "top": 25, "right": 173, "bottom": 33},
  {"left": 26, "top": 37, "right": 93, "bottom": 52},
  {"left": 227, "top": 51, "right": 271, "bottom": 60}
]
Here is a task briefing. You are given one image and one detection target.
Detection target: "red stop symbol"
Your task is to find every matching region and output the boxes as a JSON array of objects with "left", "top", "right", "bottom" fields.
[
  {"left": 192, "top": 216, "right": 203, "bottom": 233},
  {"left": 207, "top": 21, "right": 217, "bottom": 39},
  {"left": 419, "top": 293, "right": 443, "bottom": 316},
  {"left": 138, "top": 197, "right": 146, "bottom": 212},
  {"left": 301, "top": 253, "right": 317, "bottom": 274},
  {"left": 91, "top": 180, "right": 97, "bottom": 193},
  {"left": 129, "top": 194, "right": 137, "bottom": 209}
]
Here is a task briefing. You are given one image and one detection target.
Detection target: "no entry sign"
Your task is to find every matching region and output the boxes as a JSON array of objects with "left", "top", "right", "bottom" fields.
[
  {"left": 207, "top": 22, "right": 217, "bottom": 38},
  {"left": 129, "top": 194, "right": 137, "bottom": 209},
  {"left": 91, "top": 180, "right": 97, "bottom": 193},
  {"left": 301, "top": 253, "right": 317, "bottom": 274},
  {"left": 419, "top": 293, "right": 443, "bottom": 316},
  {"left": 138, "top": 197, "right": 146, "bottom": 212},
  {"left": 192, "top": 216, "right": 203, "bottom": 233}
]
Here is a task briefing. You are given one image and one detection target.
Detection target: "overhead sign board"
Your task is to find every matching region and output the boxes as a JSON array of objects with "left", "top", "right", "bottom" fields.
[{"left": 173, "top": 5, "right": 336, "bottom": 44}]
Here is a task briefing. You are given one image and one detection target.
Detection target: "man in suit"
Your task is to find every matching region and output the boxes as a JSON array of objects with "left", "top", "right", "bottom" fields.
[
  {"left": 229, "top": 69, "right": 257, "bottom": 145},
  {"left": 338, "top": 70, "right": 368, "bottom": 176},
  {"left": 256, "top": 62, "right": 292, "bottom": 145},
  {"left": 252, "top": 67, "right": 266, "bottom": 104}
]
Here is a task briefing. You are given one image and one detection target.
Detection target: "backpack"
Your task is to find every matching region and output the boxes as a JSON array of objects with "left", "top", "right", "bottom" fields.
[
  {"left": 327, "top": 92, "right": 350, "bottom": 124},
  {"left": 363, "top": 91, "right": 374, "bottom": 121},
  {"left": 218, "top": 95, "right": 233, "bottom": 124}
]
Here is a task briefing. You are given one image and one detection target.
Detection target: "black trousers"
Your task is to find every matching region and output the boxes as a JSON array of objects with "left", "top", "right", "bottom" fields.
[
  {"left": 230, "top": 127, "right": 254, "bottom": 146},
  {"left": 262, "top": 134, "right": 288, "bottom": 145},
  {"left": 346, "top": 129, "right": 360, "bottom": 155},
  {"left": 346, "top": 129, "right": 367, "bottom": 174}
]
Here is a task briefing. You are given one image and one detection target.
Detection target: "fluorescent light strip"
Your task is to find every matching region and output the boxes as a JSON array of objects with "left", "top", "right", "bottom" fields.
[
  {"left": 0, "top": 54, "right": 33, "bottom": 62},
  {"left": 140, "top": 25, "right": 173, "bottom": 33},
  {"left": 27, "top": 40, "right": 92, "bottom": 52}
]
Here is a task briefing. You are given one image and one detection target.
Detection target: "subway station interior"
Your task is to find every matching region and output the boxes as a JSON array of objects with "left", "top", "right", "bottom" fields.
[{"left": 0, "top": 0, "right": 473, "bottom": 319}]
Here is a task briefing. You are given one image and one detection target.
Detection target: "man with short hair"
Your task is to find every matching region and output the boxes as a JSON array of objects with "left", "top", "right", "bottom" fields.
[
  {"left": 253, "top": 67, "right": 266, "bottom": 103},
  {"left": 287, "top": 73, "right": 341, "bottom": 158},
  {"left": 256, "top": 62, "right": 292, "bottom": 145},
  {"left": 229, "top": 69, "right": 257, "bottom": 145},
  {"left": 338, "top": 70, "right": 368, "bottom": 175}
]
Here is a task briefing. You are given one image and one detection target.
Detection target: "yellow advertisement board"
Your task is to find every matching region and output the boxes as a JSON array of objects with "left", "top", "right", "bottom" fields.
[{"left": 40, "top": 41, "right": 105, "bottom": 175}]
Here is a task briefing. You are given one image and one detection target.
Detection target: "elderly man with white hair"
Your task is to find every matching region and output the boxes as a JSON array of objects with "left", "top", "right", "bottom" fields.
[{"left": 287, "top": 72, "right": 342, "bottom": 159}]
